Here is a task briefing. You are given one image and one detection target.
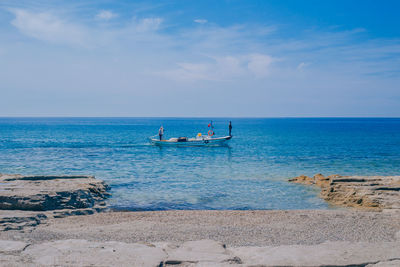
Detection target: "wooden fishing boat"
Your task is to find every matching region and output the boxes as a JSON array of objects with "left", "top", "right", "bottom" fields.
[{"left": 149, "top": 135, "right": 232, "bottom": 146}]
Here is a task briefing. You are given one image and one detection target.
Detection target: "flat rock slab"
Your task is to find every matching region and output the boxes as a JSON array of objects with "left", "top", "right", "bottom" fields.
[
  {"left": 368, "top": 260, "right": 400, "bottom": 266},
  {"left": 22, "top": 239, "right": 166, "bottom": 267},
  {"left": 1, "top": 239, "right": 399, "bottom": 266},
  {"left": 231, "top": 241, "right": 400, "bottom": 267},
  {"left": 165, "top": 239, "right": 234, "bottom": 264},
  {"left": 0, "top": 174, "right": 110, "bottom": 211},
  {"left": 0, "top": 240, "right": 28, "bottom": 253}
]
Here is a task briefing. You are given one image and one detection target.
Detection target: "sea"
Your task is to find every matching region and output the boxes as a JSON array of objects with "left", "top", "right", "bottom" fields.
[{"left": 1, "top": 117, "right": 400, "bottom": 211}]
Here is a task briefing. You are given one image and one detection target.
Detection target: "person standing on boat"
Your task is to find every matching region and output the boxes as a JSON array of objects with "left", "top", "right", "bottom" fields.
[
  {"left": 228, "top": 121, "right": 232, "bottom": 136},
  {"left": 158, "top": 126, "right": 164, "bottom": 140}
]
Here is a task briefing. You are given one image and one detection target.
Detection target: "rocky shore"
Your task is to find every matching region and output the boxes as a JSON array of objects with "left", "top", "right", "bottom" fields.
[
  {"left": 1, "top": 173, "right": 399, "bottom": 266},
  {"left": 289, "top": 174, "right": 400, "bottom": 211},
  {"left": 0, "top": 174, "right": 110, "bottom": 211},
  {"left": 0, "top": 173, "right": 110, "bottom": 231}
]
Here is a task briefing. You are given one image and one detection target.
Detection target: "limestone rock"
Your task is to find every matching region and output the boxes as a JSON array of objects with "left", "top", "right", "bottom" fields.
[
  {"left": 367, "top": 259, "right": 400, "bottom": 266},
  {"left": 314, "top": 173, "right": 330, "bottom": 188},
  {"left": 395, "top": 230, "right": 400, "bottom": 241},
  {"left": 289, "top": 174, "right": 400, "bottom": 211},
  {"left": 288, "top": 175, "right": 314, "bottom": 185},
  {"left": 0, "top": 174, "right": 110, "bottom": 211},
  {"left": 22, "top": 239, "right": 166, "bottom": 267},
  {"left": 0, "top": 240, "right": 29, "bottom": 253},
  {"left": 1, "top": 239, "right": 399, "bottom": 266},
  {"left": 231, "top": 241, "right": 400, "bottom": 267},
  {"left": 165, "top": 239, "right": 234, "bottom": 265},
  {"left": 0, "top": 210, "right": 47, "bottom": 231}
]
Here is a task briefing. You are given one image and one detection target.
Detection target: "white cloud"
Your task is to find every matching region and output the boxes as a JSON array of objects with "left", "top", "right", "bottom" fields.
[
  {"left": 162, "top": 54, "right": 274, "bottom": 82},
  {"left": 297, "top": 62, "right": 309, "bottom": 70},
  {"left": 96, "top": 10, "right": 117, "bottom": 21},
  {"left": 9, "top": 8, "right": 87, "bottom": 46},
  {"left": 194, "top": 19, "right": 207, "bottom": 24},
  {"left": 136, "top": 17, "right": 163, "bottom": 32},
  {"left": 171, "top": 62, "right": 210, "bottom": 81},
  {"left": 8, "top": 9, "right": 164, "bottom": 47},
  {"left": 247, "top": 54, "right": 274, "bottom": 77}
]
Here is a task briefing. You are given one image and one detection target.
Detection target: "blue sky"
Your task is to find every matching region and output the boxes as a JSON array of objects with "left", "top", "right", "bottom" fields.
[{"left": 1, "top": 0, "right": 400, "bottom": 117}]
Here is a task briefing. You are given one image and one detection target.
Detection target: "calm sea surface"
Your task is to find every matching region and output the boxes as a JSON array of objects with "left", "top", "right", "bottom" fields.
[{"left": 1, "top": 118, "right": 400, "bottom": 210}]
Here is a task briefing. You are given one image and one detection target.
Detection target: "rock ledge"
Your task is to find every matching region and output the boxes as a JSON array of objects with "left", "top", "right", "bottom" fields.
[
  {"left": 289, "top": 174, "right": 400, "bottom": 211},
  {"left": 0, "top": 174, "right": 110, "bottom": 211},
  {"left": 0, "top": 174, "right": 110, "bottom": 231}
]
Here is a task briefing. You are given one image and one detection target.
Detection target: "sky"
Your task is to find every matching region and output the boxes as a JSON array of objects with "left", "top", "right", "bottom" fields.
[{"left": 1, "top": 0, "right": 400, "bottom": 117}]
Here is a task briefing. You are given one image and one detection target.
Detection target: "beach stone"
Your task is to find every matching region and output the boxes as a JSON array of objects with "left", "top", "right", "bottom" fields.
[
  {"left": 165, "top": 239, "right": 233, "bottom": 264},
  {"left": 0, "top": 240, "right": 29, "bottom": 253},
  {"left": 22, "top": 239, "right": 166, "bottom": 267},
  {"left": 0, "top": 174, "right": 110, "bottom": 211},
  {"left": 231, "top": 241, "right": 400, "bottom": 266},
  {"left": 288, "top": 175, "right": 314, "bottom": 185}
]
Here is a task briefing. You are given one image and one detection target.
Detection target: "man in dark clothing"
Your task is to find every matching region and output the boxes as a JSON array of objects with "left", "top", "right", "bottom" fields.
[
  {"left": 228, "top": 121, "right": 232, "bottom": 136},
  {"left": 159, "top": 126, "right": 164, "bottom": 140}
]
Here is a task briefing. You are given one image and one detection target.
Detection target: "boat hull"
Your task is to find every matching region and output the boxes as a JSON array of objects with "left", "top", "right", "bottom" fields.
[{"left": 149, "top": 136, "right": 232, "bottom": 146}]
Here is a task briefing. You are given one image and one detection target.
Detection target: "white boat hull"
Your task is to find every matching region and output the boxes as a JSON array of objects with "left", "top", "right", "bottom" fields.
[{"left": 149, "top": 136, "right": 232, "bottom": 146}]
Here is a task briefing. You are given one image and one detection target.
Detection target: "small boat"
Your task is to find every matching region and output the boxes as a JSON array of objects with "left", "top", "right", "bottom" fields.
[{"left": 149, "top": 135, "right": 232, "bottom": 146}]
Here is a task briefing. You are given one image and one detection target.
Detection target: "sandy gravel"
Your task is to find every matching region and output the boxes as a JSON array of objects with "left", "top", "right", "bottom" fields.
[{"left": 2, "top": 209, "right": 400, "bottom": 247}]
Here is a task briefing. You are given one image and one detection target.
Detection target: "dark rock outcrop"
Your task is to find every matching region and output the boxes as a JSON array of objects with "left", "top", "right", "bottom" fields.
[
  {"left": 0, "top": 174, "right": 110, "bottom": 211},
  {"left": 0, "top": 174, "right": 110, "bottom": 231}
]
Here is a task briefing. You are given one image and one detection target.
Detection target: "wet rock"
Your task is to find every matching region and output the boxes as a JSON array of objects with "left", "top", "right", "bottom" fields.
[{"left": 288, "top": 175, "right": 314, "bottom": 185}]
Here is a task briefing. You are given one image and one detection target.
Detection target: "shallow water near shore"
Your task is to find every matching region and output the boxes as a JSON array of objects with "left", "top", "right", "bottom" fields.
[{"left": 1, "top": 117, "right": 400, "bottom": 210}]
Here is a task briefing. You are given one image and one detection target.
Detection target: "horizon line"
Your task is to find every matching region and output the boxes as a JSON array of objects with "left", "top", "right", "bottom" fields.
[{"left": 1, "top": 116, "right": 400, "bottom": 119}]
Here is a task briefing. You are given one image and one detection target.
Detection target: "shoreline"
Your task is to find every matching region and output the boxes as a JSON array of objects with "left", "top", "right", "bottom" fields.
[{"left": 1, "top": 173, "right": 400, "bottom": 266}]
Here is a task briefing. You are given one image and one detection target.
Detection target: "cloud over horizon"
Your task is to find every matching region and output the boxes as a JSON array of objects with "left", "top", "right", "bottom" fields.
[{"left": 96, "top": 10, "right": 117, "bottom": 21}]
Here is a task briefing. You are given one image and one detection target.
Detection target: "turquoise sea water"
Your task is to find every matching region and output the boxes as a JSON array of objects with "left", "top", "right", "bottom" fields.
[{"left": 1, "top": 118, "right": 400, "bottom": 210}]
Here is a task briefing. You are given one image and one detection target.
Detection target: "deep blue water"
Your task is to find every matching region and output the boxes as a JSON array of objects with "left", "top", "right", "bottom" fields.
[{"left": 1, "top": 117, "right": 400, "bottom": 210}]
